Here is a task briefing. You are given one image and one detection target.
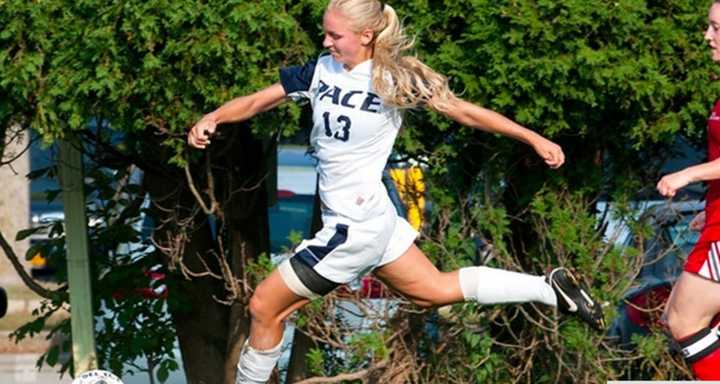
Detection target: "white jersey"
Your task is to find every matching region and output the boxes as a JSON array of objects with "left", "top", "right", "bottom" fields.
[{"left": 280, "top": 54, "right": 403, "bottom": 221}]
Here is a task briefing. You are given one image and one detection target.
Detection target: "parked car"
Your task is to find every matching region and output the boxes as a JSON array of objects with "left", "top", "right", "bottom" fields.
[
  {"left": 599, "top": 136, "right": 706, "bottom": 346},
  {"left": 269, "top": 145, "right": 318, "bottom": 255},
  {"left": 606, "top": 200, "right": 703, "bottom": 346},
  {"left": 28, "top": 136, "right": 64, "bottom": 280}
]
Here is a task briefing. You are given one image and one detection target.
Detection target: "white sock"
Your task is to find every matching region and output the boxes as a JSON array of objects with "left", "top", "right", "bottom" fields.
[
  {"left": 235, "top": 339, "right": 283, "bottom": 384},
  {"left": 458, "top": 266, "right": 557, "bottom": 306}
]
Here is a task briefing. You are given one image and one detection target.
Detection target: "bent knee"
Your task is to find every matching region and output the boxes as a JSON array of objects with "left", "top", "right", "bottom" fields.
[
  {"left": 664, "top": 306, "right": 707, "bottom": 339},
  {"left": 248, "top": 294, "right": 270, "bottom": 323},
  {"left": 409, "top": 297, "right": 435, "bottom": 309},
  {"left": 248, "top": 287, "right": 286, "bottom": 325}
]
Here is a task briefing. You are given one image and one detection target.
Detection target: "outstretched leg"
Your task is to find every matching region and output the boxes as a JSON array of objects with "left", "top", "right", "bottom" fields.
[
  {"left": 375, "top": 244, "right": 555, "bottom": 307},
  {"left": 374, "top": 244, "right": 604, "bottom": 329}
]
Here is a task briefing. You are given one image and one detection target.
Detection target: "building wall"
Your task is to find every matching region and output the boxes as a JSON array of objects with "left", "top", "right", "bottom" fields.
[{"left": 0, "top": 130, "right": 30, "bottom": 282}]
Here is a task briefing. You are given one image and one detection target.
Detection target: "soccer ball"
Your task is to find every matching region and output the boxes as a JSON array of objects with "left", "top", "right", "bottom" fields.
[{"left": 71, "top": 370, "right": 124, "bottom": 384}]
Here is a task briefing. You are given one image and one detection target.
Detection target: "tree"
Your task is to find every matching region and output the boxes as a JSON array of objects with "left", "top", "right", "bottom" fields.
[
  {"left": 1, "top": 1, "right": 318, "bottom": 382},
  {"left": 389, "top": 0, "right": 718, "bottom": 381}
]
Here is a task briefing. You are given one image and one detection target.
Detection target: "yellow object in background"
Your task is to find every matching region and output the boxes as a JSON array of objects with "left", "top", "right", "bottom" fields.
[
  {"left": 388, "top": 167, "right": 425, "bottom": 230},
  {"left": 30, "top": 252, "right": 47, "bottom": 267}
]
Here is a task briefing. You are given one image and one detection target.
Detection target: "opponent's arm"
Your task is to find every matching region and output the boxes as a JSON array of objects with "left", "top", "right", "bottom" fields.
[
  {"left": 689, "top": 211, "right": 706, "bottom": 231},
  {"left": 430, "top": 97, "right": 565, "bottom": 169},
  {"left": 188, "top": 83, "right": 287, "bottom": 149},
  {"left": 657, "top": 158, "right": 720, "bottom": 197}
]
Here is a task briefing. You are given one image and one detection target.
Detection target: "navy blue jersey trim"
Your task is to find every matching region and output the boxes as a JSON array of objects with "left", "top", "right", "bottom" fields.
[
  {"left": 279, "top": 58, "right": 318, "bottom": 96},
  {"left": 295, "top": 224, "right": 349, "bottom": 268}
]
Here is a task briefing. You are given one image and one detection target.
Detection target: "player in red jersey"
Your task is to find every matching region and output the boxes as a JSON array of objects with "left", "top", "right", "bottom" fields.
[{"left": 655, "top": 3, "right": 720, "bottom": 380}]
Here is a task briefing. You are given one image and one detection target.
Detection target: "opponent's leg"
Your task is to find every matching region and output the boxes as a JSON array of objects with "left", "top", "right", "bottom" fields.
[{"left": 664, "top": 271, "right": 720, "bottom": 380}]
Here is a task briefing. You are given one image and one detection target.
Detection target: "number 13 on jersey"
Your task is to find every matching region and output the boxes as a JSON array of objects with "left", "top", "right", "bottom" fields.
[{"left": 323, "top": 112, "right": 351, "bottom": 142}]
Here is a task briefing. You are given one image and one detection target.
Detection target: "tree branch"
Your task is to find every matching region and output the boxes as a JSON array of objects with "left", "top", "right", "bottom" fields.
[
  {"left": 293, "top": 360, "right": 388, "bottom": 384},
  {"left": 0, "top": 132, "right": 32, "bottom": 167},
  {"left": 0, "top": 228, "right": 66, "bottom": 300},
  {"left": 184, "top": 163, "right": 213, "bottom": 214}
]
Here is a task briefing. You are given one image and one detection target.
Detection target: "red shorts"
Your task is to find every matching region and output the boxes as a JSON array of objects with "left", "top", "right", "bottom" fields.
[{"left": 685, "top": 240, "right": 720, "bottom": 282}]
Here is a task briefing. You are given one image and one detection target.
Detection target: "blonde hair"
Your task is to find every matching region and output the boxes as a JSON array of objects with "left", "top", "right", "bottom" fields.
[{"left": 327, "top": 0, "right": 456, "bottom": 111}]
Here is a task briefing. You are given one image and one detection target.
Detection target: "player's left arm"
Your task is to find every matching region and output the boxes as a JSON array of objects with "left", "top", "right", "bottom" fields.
[{"left": 429, "top": 96, "right": 565, "bottom": 169}]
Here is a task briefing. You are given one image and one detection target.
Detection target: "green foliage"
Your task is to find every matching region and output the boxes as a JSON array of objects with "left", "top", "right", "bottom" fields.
[
  {"left": 2, "top": 1, "right": 321, "bottom": 379},
  {"left": 1, "top": 0, "right": 319, "bottom": 163},
  {"left": 530, "top": 189, "right": 602, "bottom": 269},
  {"left": 628, "top": 332, "right": 690, "bottom": 380},
  {"left": 11, "top": 148, "right": 178, "bottom": 381},
  {"left": 245, "top": 252, "right": 275, "bottom": 286},
  {"left": 394, "top": 0, "right": 718, "bottom": 204},
  {"left": 347, "top": 331, "right": 389, "bottom": 363},
  {"left": 286, "top": 229, "right": 304, "bottom": 250},
  {"left": 394, "top": 2, "right": 713, "bottom": 380},
  {"left": 459, "top": 330, "right": 505, "bottom": 383},
  {"left": 306, "top": 347, "right": 325, "bottom": 376}
]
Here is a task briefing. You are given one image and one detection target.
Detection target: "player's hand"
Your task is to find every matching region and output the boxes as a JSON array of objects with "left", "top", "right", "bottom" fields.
[
  {"left": 656, "top": 170, "right": 692, "bottom": 198},
  {"left": 188, "top": 114, "right": 217, "bottom": 149},
  {"left": 531, "top": 137, "right": 565, "bottom": 169},
  {"left": 689, "top": 211, "right": 706, "bottom": 232}
]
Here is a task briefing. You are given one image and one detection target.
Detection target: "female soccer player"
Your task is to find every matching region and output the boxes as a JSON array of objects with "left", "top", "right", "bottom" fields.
[
  {"left": 656, "top": 1, "right": 720, "bottom": 379},
  {"left": 188, "top": 1, "right": 604, "bottom": 382}
]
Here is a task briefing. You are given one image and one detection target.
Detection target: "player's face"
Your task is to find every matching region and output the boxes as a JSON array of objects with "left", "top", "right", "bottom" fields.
[
  {"left": 705, "top": 3, "right": 720, "bottom": 62},
  {"left": 323, "top": 8, "right": 373, "bottom": 69}
]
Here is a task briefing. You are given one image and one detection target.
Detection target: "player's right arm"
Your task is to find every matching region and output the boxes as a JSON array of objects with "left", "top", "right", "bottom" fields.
[
  {"left": 656, "top": 157, "right": 720, "bottom": 197},
  {"left": 188, "top": 83, "right": 287, "bottom": 149}
]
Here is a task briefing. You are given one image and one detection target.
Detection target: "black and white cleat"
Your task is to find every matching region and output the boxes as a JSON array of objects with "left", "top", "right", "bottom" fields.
[{"left": 546, "top": 267, "right": 605, "bottom": 331}]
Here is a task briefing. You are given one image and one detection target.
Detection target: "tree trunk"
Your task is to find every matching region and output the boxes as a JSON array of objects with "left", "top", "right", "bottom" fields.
[
  {"left": 141, "top": 125, "right": 271, "bottom": 384},
  {"left": 224, "top": 208, "right": 270, "bottom": 384},
  {"left": 171, "top": 231, "right": 233, "bottom": 384},
  {"left": 143, "top": 165, "right": 229, "bottom": 384}
]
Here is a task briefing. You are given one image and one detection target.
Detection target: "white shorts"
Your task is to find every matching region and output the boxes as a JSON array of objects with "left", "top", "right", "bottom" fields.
[{"left": 278, "top": 201, "right": 418, "bottom": 299}]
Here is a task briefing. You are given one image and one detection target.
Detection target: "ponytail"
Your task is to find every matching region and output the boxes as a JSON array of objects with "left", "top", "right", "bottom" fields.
[{"left": 328, "top": 0, "right": 456, "bottom": 110}]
